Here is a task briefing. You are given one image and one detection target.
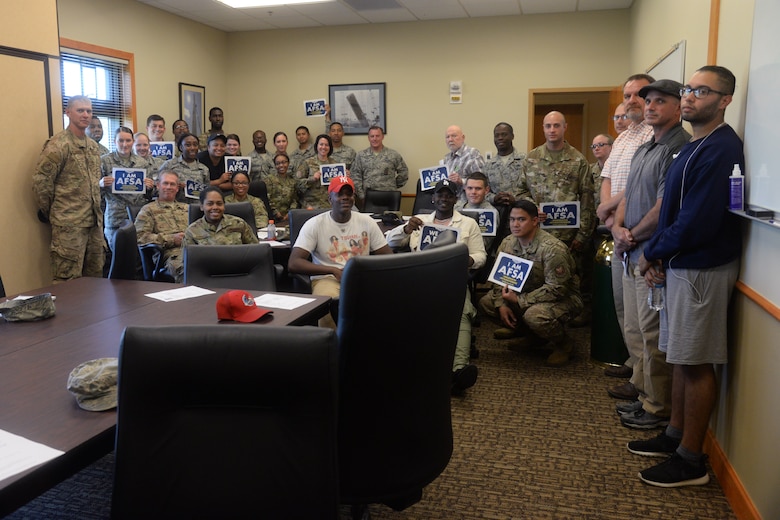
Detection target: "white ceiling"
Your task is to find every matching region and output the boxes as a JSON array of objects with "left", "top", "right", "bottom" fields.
[{"left": 135, "top": 0, "right": 634, "bottom": 33}]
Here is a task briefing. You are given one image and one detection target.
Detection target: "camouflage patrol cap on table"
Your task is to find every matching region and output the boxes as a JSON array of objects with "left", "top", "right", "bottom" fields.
[
  {"left": 66, "top": 358, "right": 119, "bottom": 412},
  {"left": 0, "top": 293, "right": 56, "bottom": 322}
]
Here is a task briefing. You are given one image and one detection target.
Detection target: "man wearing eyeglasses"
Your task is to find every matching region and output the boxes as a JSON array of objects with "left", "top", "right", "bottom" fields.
[
  {"left": 613, "top": 104, "right": 630, "bottom": 134},
  {"left": 629, "top": 66, "right": 743, "bottom": 488},
  {"left": 589, "top": 134, "right": 613, "bottom": 208},
  {"left": 610, "top": 79, "right": 690, "bottom": 432},
  {"left": 597, "top": 74, "right": 656, "bottom": 389}
]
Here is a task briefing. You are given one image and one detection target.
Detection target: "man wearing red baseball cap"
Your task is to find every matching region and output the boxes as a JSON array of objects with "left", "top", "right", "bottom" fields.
[{"left": 288, "top": 174, "right": 393, "bottom": 328}]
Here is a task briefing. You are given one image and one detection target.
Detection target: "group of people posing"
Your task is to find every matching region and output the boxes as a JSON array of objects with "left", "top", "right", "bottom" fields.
[{"left": 33, "top": 64, "right": 742, "bottom": 490}]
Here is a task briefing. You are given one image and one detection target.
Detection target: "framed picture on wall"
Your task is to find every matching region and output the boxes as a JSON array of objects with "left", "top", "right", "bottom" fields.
[
  {"left": 328, "top": 82, "right": 386, "bottom": 135},
  {"left": 179, "top": 83, "right": 205, "bottom": 138}
]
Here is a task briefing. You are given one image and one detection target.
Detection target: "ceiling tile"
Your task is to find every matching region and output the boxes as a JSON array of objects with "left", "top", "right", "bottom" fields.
[
  {"left": 459, "top": 0, "right": 521, "bottom": 18},
  {"left": 520, "top": 0, "right": 577, "bottom": 15}
]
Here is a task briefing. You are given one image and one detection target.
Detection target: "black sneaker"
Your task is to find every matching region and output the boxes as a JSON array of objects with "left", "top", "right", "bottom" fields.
[
  {"left": 627, "top": 432, "right": 680, "bottom": 457},
  {"left": 451, "top": 364, "right": 478, "bottom": 395},
  {"left": 639, "top": 453, "right": 710, "bottom": 488}
]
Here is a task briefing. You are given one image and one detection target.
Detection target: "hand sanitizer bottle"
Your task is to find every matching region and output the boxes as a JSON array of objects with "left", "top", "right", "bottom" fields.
[{"left": 729, "top": 164, "right": 743, "bottom": 211}]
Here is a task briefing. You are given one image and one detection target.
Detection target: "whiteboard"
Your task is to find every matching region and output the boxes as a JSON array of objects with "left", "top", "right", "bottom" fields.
[
  {"left": 743, "top": 0, "right": 780, "bottom": 214},
  {"left": 646, "top": 40, "right": 686, "bottom": 83}
]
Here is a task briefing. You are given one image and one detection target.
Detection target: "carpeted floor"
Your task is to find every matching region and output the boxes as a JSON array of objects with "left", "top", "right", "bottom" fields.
[{"left": 5, "top": 313, "right": 736, "bottom": 519}]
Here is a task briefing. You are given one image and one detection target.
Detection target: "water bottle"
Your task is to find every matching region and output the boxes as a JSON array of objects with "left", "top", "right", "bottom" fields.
[
  {"left": 266, "top": 220, "right": 276, "bottom": 241},
  {"left": 647, "top": 284, "right": 665, "bottom": 311}
]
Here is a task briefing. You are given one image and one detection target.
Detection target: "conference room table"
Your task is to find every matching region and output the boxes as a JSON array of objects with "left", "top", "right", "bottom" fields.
[{"left": 0, "top": 277, "right": 331, "bottom": 516}]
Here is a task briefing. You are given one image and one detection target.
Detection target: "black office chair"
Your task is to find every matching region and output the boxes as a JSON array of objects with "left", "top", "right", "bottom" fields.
[
  {"left": 0, "top": 274, "right": 5, "bottom": 298},
  {"left": 188, "top": 201, "right": 258, "bottom": 235},
  {"left": 112, "top": 325, "right": 340, "bottom": 519},
  {"left": 138, "top": 243, "right": 175, "bottom": 283},
  {"left": 248, "top": 179, "right": 273, "bottom": 219},
  {"left": 108, "top": 220, "right": 140, "bottom": 280},
  {"left": 412, "top": 179, "right": 436, "bottom": 215},
  {"left": 125, "top": 204, "right": 144, "bottom": 222},
  {"left": 183, "top": 243, "right": 277, "bottom": 291},
  {"left": 336, "top": 242, "right": 469, "bottom": 517},
  {"left": 287, "top": 208, "right": 328, "bottom": 294},
  {"left": 362, "top": 189, "right": 402, "bottom": 214}
]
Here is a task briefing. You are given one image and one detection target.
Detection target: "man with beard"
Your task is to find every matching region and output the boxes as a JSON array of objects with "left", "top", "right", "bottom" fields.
[
  {"left": 198, "top": 107, "right": 226, "bottom": 151},
  {"left": 483, "top": 122, "right": 525, "bottom": 206},
  {"left": 248, "top": 130, "right": 274, "bottom": 181},
  {"left": 289, "top": 175, "right": 392, "bottom": 329},
  {"left": 387, "top": 179, "right": 486, "bottom": 394},
  {"left": 596, "top": 74, "right": 656, "bottom": 390},
  {"left": 629, "top": 66, "right": 743, "bottom": 488}
]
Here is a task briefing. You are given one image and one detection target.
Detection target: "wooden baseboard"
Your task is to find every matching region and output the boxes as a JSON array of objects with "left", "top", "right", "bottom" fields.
[{"left": 704, "top": 429, "right": 763, "bottom": 520}]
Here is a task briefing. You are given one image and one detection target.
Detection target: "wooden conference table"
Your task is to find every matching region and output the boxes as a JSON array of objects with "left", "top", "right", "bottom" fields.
[{"left": 0, "top": 277, "right": 331, "bottom": 516}]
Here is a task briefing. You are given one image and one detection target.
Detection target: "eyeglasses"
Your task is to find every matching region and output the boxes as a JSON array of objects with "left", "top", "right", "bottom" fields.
[
  {"left": 173, "top": 125, "right": 188, "bottom": 131},
  {"left": 590, "top": 143, "right": 611, "bottom": 149},
  {"left": 232, "top": 181, "right": 249, "bottom": 186},
  {"left": 680, "top": 86, "right": 728, "bottom": 99},
  {"left": 612, "top": 114, "right": 629, "bottom": 121}
]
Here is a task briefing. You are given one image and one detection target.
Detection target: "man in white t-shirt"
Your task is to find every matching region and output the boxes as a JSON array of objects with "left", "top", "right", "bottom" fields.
[{"left": 289, "top": 175, "right": 392, "bottom": 328}]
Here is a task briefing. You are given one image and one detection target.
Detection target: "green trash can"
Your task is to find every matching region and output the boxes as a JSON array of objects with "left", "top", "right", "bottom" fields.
[{"left": 591, "top": 232, "right": 628, "bottom": 366}]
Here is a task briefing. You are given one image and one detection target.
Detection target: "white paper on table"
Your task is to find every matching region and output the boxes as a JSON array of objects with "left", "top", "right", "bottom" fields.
[
  {"left": 145, "top": 286, "right": 216, "bottom": 302},
  {"left": 254, "top": 293, "right": 316, "bottom": 310},
  {"left": 0, "top": 429, "right": 64, "bottom": 482}
]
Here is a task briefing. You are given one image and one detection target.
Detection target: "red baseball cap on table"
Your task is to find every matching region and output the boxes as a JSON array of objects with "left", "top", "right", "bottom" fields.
[{"left": 216, "top": 290, "right": 272, "bottom": 323}]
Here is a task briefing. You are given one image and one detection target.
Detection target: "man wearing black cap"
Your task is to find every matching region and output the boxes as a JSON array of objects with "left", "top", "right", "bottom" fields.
[
  {"left": 386, "top": 179, "right": 486, "bottom": 394},
  {"left": 289, "top": 175, "right": 392, "bottom": 329},
  {"left": 610, "top": 79, "right": 691, "bottom": 430},
  {"left": 197, "top": 133, "right": 232, "bottom": 191}
]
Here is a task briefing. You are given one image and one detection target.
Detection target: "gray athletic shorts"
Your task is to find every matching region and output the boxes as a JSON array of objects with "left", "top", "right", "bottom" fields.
[{"left": 658, "top": 258, "right": 739, "bottom": 365}]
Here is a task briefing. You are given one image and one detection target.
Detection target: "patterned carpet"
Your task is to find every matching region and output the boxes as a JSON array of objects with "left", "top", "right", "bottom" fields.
[{"left": 6, "top": 312, "right": 736, "bottom": 519}]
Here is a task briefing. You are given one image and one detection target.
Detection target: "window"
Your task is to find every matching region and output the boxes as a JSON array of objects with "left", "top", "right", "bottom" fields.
[{"left": 59, "top": 39, "right": 136, "bottom": 152}]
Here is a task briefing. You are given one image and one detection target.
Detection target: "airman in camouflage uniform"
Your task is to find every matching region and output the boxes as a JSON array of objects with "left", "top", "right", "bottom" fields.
[
  {"left": 328, "top": 122, "right": 356, "bottom": 170},
  {"left": 159, "top": 139, "right": 209, "bottom": 205},
  {"left": 296, "top": 156, "right": 333, "bottom": 210},
  {"left": 351, "top": 126, "right": 408, "bottom": 201},
  {"left": 135, "top": 171, "right": 189, "bottom": 282},
  {"left": 224, "top": 193, "right": 269, "bottom": 229},
  {"left": 248, "top": 130, "right": 274, "bottom": 181},
  {"left": 483, "top": 123, "right": 526, "bottom": 205},
  {"left": 330, "top": 144, "right": 356, "bottom": 171},
  {"left": 33, "top": 96, "right": 104, "bottom": 282},
  {"left": 100, "top": 146, "right": 153, "bottom": 250},
  {"left": 478, "top": 201, "right": 582, "bottom": 366},
  {"left": 266, "top": 153, "right": 299, "bottom": 221},
  {"left": 183, "top": 213, "right": 258, "bottom": 246},
  {"left": 289, "top": 126, "right": 315, "bottom": 174},
  {"left": 520, "top": 113, "right": 595, "bottom": 248}
]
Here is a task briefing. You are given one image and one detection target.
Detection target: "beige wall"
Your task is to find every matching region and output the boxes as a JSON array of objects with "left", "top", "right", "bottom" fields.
[
  {"left": 0, "top": 0, "right": 60, "bottom": 294},
  {"left": 226, "top": 12, "right": 631, "bottom": 194}
]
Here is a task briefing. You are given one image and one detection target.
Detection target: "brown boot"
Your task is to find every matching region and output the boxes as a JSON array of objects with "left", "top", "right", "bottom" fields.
[
  {"left": 506, "top": 334, "right": 546, "bottom": 352},
  {"left": 546, "top": 338, "right": 574, "bottom": 366}
]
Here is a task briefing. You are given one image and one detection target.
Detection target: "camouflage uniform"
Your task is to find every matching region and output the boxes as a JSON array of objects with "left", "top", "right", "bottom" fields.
[
  {"left": 350, "top": 146, "right": 409, "bottom": 199},
  {"left": 265, "top": 173, "right": 299, "bottom": 220},
  {"left": 483, "top": 148, "right": 526, "bottom": 204},
  {"left": 478, "top": 229, "right": 583, "bottom": 344},
  {"left": 296, "top": 157, "right": 333, "bottom": 209},
  {"left": 100, "top": 152, "right": 152, "bottom": 249},
  {"left": 95, "top": 142, "right": 109, "bottom": 156},
  {"left": 198, "top": 131, "right": 225, "bottom": 152},
  {"left": 182, "top": 214, "right": 259, "bottom": 247},
  {"left": 159, "top": 155, "right": 210, "bottom": 204},
  {"left": 134, "top": 199, "right": 189, "bottom": 282},
  {"left": 590, "top": 161, "right": 603, "bottom": 208},
  {"left": 289, "top": 145, "right": 314, "bottom": 175},
  {"left": 520, "top": 142, "right": 595, "bottom": 246},
  {"left": 248, "top": 149, "right": 274, "bottom": 181},
  {"left": 224, "top": 193, "right": 269, "bottom": 229},
  {"left": 33, "top": 128, "right": 104, "bottom": 282},
  {"left": 330, "top": 144, "right": 356, "bottom": 170}
]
